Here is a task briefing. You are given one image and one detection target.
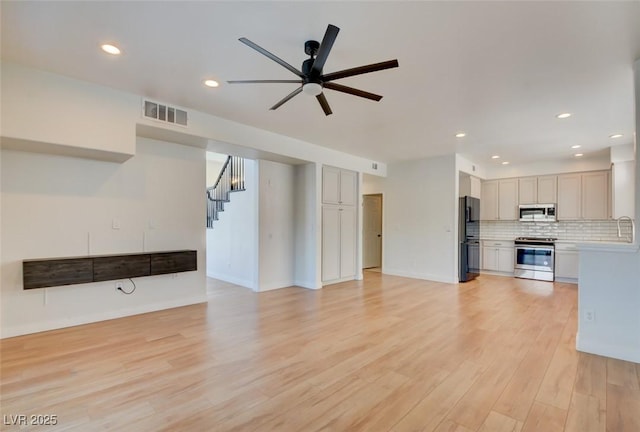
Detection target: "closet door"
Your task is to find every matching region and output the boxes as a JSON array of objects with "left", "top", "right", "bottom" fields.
[
  {"left": 339, "top": 207, "right": 357, "bottom": 279},
  {"left": 322, "top": 166, "right": 341, "bottom": 205},
  {"left": 322, "top": 206, "right": 341, "bottom": 282}
]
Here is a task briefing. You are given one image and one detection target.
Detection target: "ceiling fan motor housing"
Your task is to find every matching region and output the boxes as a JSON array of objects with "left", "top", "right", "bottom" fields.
[
  {"left": 302, "top": 58, "right": 321, "bottom": 83},
  {"left": 304, "top": 40, "right": 320, "bottom": 57}
]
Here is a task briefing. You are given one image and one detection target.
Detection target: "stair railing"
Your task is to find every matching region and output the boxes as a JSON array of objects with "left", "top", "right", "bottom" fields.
[{"left": 206, "top": 156, "right": 246, "bottom": 228}]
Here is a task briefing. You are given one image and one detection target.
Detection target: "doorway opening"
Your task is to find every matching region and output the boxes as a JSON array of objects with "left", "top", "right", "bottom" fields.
[{"left": 362, "top": 193, "right": 383, "bottom": 271}]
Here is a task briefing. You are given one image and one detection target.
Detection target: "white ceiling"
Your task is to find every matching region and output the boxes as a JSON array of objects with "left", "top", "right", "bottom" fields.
[{"left": 2, "top": 1, "right": 639, "bottom": 166}]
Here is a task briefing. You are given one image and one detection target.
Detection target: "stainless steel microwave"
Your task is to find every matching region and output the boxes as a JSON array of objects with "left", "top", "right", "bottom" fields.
[{"left": 518, "top": 203, "right": 556, "bottom": 222}]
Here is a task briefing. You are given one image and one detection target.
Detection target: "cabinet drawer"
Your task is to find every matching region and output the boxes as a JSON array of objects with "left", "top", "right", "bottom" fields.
[
  {"left": 150, "top": 251, "right": 197, "bottom": 275},
  {"left": 484, "top": 240, "right": 513, "bottom": 247},
  {"left": 23, "top": 258, "right": 93, "bottom": 289},
  {"left": 93, "top": 254, "right": 150, "bottom": 281}
]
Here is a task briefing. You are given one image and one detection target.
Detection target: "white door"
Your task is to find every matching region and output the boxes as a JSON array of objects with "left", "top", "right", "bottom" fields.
[
  {"left": 321, "top": 206, "right": 341, "bottom": 281},
  {"left": 340, "top": 207, "right": 357, "bottom": 278},
  {"left": 363, "top": 195, "right": 382, "bottom": 268}
]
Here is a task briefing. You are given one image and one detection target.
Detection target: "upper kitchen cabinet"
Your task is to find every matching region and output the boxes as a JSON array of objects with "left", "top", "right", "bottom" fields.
[
  {"left": 481, "top": 180, "right": 498, "bottom": 220},
  {"left": 558, "top": 171, "right": 610, "bottom": 220},
  {"left": 582, "top": 171, "right": 610, "bottom": 220},
  {"left": 538, "top": 176, "right": 557, "bottom": 203},
  {"left": 518, "top": 175, "right": 557, "bottom": 204},
  {"left": 481, "top": 179, "right": 518, "bottom": 220},
  {"left": 558, "top": 173, "right": 582, "bottom": 219},
  {"left": 322, "top": 166, "right": 357, "bottom": 206},
  {"left": 498, "top": 179, "right": 518, "bottom": 220},
  {"left": 460, "top": 175, "right": 481, "bottom": 199}
]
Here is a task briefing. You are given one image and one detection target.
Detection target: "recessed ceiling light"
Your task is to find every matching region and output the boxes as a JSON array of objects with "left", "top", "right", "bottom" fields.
[
  {"left": 574, "top": 153, "right": 584, "bottom": 157},
  {"left": 491, "top": 155, "right": 500, "bottom": 159},
  {"left": 455, "top": 132, "right": 466, "bottom": 138},
  {"left": 556, "top": 113, "right": 572, "bottom": 119},
  {"left": 204, "top": 79, "right": 219, "bottom": 88},
  {"left": 501, "top": 161, "right": 510, "bottom": 165},
  {"left": 571, "top": 145, "right": 581, "bottom": 149},
  {"left": 100, "top": 44, "right": 121, "bottom": 55},
  {"left": 609, "top": 134, "right": 623, "bottom": 139}
]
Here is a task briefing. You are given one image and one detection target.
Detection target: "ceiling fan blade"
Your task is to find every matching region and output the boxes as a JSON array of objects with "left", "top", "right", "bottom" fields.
[
  {"left": 227, "top": 80, "right": 303, "bottom": 84},
  {"left": 316, "top": 93, "right": 333, "bottom": 116},
  {"left": 311, "top": 24, "right": 340, "bottom": 75},
  {"left": 270, "top": 86, "right": 303, "bottom": 110},
  {"left": 322, "top": 59, "right": 399, "bottom": 82},
  {"left": 323, "top": 82, "right": 383, "bottom": 101},
  {"left": 239, "top": 37, "right": 304, "bottom": 78}
]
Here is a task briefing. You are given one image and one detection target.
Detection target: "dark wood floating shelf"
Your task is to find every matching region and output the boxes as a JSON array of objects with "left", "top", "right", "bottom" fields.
[{"left": 23, "top": 250, "right": 197, "bottom": 290}]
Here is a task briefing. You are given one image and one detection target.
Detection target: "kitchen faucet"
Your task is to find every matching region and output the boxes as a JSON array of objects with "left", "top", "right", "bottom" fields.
[{"left": 616, "top": 216, "right": 635, "bottom": 243}]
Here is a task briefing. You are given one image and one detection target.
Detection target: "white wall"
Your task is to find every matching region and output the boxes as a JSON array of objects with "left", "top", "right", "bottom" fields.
[
  {"left": 384, "top": 154, "right": 457, "bottom": 283},
  {"left": 1, "top": 62, "right": 138, "bottom": 162},
  {"left": 206, "top": 159, "right": 259, "bottom": 290},
  {"left": 294, "top": 163, "right": 320, "bottom": 289},
  {"left": 0, "top": 137, "right": 207, "bottom": 338},
  {"left": 362, "top": 173, "right": 386, "bottom": 195},
  {"left": 258, "top": 160, "right": 295, "bottom": 291}
]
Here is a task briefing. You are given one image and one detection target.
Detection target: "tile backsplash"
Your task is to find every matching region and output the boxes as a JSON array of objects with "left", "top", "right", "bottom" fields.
[{"left": 481, "top": 220, "right": 633, "bottom": 242}]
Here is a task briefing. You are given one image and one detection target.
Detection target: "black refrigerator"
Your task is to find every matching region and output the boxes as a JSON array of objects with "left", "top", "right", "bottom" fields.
[{"left": 459, "top": 196, "right": 480, "bottom": 282}]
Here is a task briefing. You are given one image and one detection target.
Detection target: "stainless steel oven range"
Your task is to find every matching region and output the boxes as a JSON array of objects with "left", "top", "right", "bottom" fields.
[{"left": 514, "top": 237, "right": 556, "bottom": 281}]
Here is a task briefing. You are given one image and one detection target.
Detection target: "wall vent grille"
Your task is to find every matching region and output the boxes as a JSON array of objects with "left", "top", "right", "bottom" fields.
[{"left": 143, "top": 100, "right": 188, "bottom": 126}]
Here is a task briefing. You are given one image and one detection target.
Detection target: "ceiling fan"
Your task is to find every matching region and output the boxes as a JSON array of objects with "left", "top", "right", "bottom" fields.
[{"left": 228, "top": 24, "right": 399, "bottom": 116}]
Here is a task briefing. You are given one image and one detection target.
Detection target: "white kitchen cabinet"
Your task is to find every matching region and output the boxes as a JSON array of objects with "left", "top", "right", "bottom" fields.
[
  {"left": 582, "top": 171, "right": 609, "bottom": 220},
  {"left": 322, "top": 206, "right": 357, "bottom": 283},
  {"left": 481, "top": 180, "right": 498, "bottom": 220},
  {"left": 481, "top": 179, "right": 517, "bottom": 220},
  {"left": 322, "top": 165, "right": 357, "bottom": 206},
  {"left": 460, "top": 175, "right": 482, "bottom": 199},
  {"left": 557, "top": 173, "right": 582, "bottom": 220},
  {"left": 498, "top": 179, "right": 518, "bottom": 220},
  {"left": 537, "top": 175, "right": 557, "bottom": 203},
  {"left": 520, "top": 175, "right": 557, "bottom": 205},
  {"left": 481, "top": 240, "right": 514, "bottom": 274},
  {"left": 555, "top": 244, "right": 579, "bottom": 281},
  {"left": 518, "top": 177, "right": 537, "bottom": 204},
  {"left": 558, "top": 171, "right": 610, "bottom": 220}
]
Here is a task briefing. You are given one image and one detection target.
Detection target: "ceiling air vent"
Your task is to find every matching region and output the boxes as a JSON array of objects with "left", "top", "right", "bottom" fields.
[{"left": 143, "top": 100, "right": 188, "bottom": 126}]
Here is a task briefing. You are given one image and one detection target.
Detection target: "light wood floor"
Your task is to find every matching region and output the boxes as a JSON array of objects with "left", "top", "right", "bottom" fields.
[{"left": 1, "top": 273, "right": 639, "bottom": 431}]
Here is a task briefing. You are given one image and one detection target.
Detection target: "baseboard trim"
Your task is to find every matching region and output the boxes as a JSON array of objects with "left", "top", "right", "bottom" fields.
[
  {"left": 1, "top": 295, "right": 208, "bottom": 339},
  {"left": 207, "top": 272, "right": 255, "bottom": 290},
  {"left": 293, "top": 280, "right": 321, "bottom": 290},
  {"left": 383, "top": 268, "right": 456, "bottom": 284},
  {"left": 576, "top": 331, "right": 640, "bottom": 363},
  {"left": 258, "top": 280, "right": 295, "bottom": 292}
]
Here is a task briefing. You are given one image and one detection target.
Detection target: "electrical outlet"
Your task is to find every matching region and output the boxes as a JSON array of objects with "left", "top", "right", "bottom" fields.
[
  {"left": 584, "top": 309, "right": 595, "bottom": 322},
  {"left": 115, "top": 281, "right": 124, "bottom": 291}
]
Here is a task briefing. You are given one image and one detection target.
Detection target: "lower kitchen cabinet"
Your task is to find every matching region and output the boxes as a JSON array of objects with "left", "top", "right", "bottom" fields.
[
  {"left": 482, "top": 240, "right": 514, "bottom": 274},
  {"left": 555, "top": 244, "right": 579, "bottom": 282}
]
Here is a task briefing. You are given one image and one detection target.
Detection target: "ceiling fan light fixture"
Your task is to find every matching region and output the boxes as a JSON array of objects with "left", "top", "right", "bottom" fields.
[
  {"left": 302, "top": 82, "right": 323, "bottom": 96},
  {"left": 100, "top": 43, "right": 121, "bottom": 55}
]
